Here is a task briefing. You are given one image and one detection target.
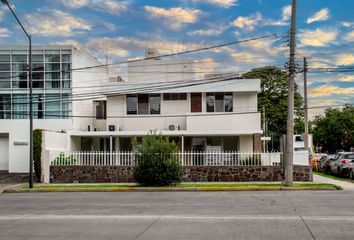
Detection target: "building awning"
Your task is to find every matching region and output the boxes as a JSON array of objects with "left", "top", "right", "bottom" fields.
[{"left": 68, "top": 130, "right": 262, "bottom": 137}]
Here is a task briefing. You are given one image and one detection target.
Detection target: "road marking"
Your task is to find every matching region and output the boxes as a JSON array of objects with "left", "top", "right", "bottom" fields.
[{"left": 0, "top": 215, "right": 354, "bottom": 221}]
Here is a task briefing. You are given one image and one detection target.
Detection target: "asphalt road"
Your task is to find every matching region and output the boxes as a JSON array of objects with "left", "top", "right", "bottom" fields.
[{"left": 1, "top": 191, "right": 354, "bottom": 240}]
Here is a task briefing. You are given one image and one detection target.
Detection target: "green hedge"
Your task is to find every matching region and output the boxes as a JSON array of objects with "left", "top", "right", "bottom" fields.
[{"left": 33, "top": 129, "right": 43, "bottom": 180}]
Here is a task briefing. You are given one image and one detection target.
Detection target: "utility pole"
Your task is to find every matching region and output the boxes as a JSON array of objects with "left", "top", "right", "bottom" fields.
[
  {"left": 263, "top": 106, "right": 266, "bottom": 153},
  {"left": 303, "top": 57, "right": 308, "bottom": 152},
  {"left": 2, "top": 0, "right": 33, "bottom": 188},
  {"left": 284, "top": 0, "right": 297, "bottom": 187}
]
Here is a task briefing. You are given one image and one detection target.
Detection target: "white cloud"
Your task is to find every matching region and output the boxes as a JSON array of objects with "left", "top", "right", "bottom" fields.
[
  {"left": 61, "top": 0, "right": 128, "bottom": 15},
  {"left": 309, "top": 86, "right": 354, "bottom": 97},
  {"left": 232, "top": 12, "right": 262, "bottom": 31},
  {"left": 334, "top": 54, "right": 354, "bottom": 66},
  {"left": 25, "top": 10, "right": 91, "bottom": 36},
  {"left": 192, "top": 0, "right": 237, "bottom": 8},
  {"left": 232, "top": 11, "right": 289, "bottom": 31},
  {"left": 299, "top": 28, "right": 337, "bottom": 47},
  {"left": 282, "top": 5, "right": 291, "bottom": 21},
  {"left": 187, "top": 26, "right": 227, "bottom": 36},
  {"left": 307, "top": 8, "right": 329, "bottom": 24},
  {"left": 0, "top": 28, "right": 10, "bottom": 37},
  {"left": 344, "top": 30, "right": 354, "bottom": 42},
  {"left": 85, "top": 37, "right": 204, "bottom": 58},
  {"left": 341, "top": 22, "right": 354, "bottom": 27},
  {"left": 338, "top": 75, "right": 354, "bottom": 81},
  {"left": 144, "top": 6, "right": 200, "bottom": 30},
  {"left": 61, "top": 0, "right": 88, "bottom": 8}
]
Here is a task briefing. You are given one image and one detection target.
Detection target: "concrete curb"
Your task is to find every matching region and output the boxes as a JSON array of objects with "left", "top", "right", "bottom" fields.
[{"left": 2, "top": 186, "right": 340, "bottom": 193}]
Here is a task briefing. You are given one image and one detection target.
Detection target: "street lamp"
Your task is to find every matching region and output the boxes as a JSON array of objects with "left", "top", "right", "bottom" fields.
[{"left": 2, "top": 0, "right": 34, "bottom": 188}]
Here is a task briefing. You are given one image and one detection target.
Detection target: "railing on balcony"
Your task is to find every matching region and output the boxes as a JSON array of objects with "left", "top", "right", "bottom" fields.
[{"left": 49, "top": 151, "right": 309, "bottom": 166}]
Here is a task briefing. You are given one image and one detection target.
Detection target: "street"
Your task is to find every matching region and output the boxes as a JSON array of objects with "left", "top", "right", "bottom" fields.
[{"left": 1, "top": 191, "right": 354, "bottom": 240}]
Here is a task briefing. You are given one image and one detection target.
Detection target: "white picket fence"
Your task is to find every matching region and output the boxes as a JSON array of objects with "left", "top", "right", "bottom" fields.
[{"left": 49, "top": 151, "right": 308, "bottom": 167}]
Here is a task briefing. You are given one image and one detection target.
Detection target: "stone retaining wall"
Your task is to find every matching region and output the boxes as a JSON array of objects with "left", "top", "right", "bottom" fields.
[{"left": 50, "top": 165, "right": 311, "bottom": 183}]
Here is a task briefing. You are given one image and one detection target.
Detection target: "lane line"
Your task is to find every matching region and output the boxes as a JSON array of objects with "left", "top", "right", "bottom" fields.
[{"left": 0, "top": 215, "right": 353, "bottom": 221}]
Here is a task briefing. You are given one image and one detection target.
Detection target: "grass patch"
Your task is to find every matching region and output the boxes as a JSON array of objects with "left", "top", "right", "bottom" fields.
[
  {"left": 12, "top": 182, "right": 341, "bottom": 191},
  {"left": 314, "top": 171, "right": 354, "bottom": 183}
]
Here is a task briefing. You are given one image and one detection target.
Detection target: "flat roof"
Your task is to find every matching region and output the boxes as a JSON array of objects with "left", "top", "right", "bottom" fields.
[{"left": 103, "top": 78, "right": 260, "bottom": 95}]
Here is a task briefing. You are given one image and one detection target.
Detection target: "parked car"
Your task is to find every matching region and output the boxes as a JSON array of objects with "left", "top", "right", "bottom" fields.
[
  {"left": 330, "top": 152, "right": 354, "bottom": 176},
  {"left": 318, "top": 154, "right": 335, "bottom": 173}
]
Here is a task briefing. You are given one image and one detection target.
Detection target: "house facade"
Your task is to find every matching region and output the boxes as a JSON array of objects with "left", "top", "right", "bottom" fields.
[
  {"left": 0, "top": 45, "right": 106, "bottom": 172},
  {"left": 67, "top": 56, "right": 262, "bottom": 154}
]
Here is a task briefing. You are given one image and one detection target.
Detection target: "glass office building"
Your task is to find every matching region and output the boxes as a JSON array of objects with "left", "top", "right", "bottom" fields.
[{"left": 0, "top": 47, "right": 72, "bottom": 119}]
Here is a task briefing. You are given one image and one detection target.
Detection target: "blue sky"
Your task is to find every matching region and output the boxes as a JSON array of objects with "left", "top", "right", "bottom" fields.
[{"left": 1, "top": 0, "right": 354, "bottom": 118}]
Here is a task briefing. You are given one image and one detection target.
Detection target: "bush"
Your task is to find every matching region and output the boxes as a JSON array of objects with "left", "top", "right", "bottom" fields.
[
  {"left": 52, "top": 153, "right": 77, "bottom": 165},
  {"left": 133, "top": 132, "right": 181, "bottom": 186},
  {"left": 33, "top": 129, "right": 43, "bottom": 180}
]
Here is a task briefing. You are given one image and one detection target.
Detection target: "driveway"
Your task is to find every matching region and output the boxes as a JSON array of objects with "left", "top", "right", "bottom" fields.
[
  {"left": 1, "top": 191, "right": 354, "bottom": 239},
  {"left": 313, "top": 173, "right": 354, "bottom": 190}
]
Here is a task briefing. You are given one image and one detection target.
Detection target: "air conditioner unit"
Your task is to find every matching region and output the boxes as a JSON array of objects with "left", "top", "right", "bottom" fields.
[
  {"left": 168, "top": 124, "right": 180, "bottom": 131},
  {"left": 108, "top": 125, "right": 118, "bottom": 131}
]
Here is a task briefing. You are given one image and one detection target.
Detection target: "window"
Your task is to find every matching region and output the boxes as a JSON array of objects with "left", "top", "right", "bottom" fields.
[
  {"left": 127, "top": 95, "right": 138, "bottom": 115},
  {"left": 138, "top": 94, "right": 148, "bottom": 114},
  {"left": 0, "top": 95, "right": 11, "bottom": 119},
  {"left": 0, "top": 63, "right": 10, "bottom": 71},
  {"left": 149, "top": 94, "right": 161, "bottom": 114},
  {"left": 95, "top": 101, "right": 107, "bottom": 120},
  {"left": 163, "top": 93, "right": 187, "bottom": 101},
  {"left": 45, "top": 54, "right": 60, "bottom": 62},
  {"left": 127, "top": 94, "right": 161, "bottom": 115},
  {"left": 206, "top": 92, "right": 233, "bottom": 112},
  {"left": 0, "top": 54, "right": 10, "bottom": 62},
  {"left": 12, "top": 55, "right": 27, "bottom": 62}
]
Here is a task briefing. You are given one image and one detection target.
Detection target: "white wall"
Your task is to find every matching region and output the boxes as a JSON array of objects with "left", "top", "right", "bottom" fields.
[
  {"left": 44, "top": 131, "right": 68, "bottom": 151},
  {"left": 234, "top": 92, "right": 258, "bottom": 112},
  {"left": 239, "top": 135, "right": 254, "bottom": 152},
  {"left": 0, "top": 136, "right": 9, "bottom": 170},
  {"left": 0, "top": 120, "right": 72, "bottom": 172},
  {"left": 71, "top": 47, "right": 106, "bottom": 131},
  {"left": 128, "top": 59, "right": 195, "bottom": 83},
  {"left": 187, "top": 113, "right": 261, "bottom": 132}
]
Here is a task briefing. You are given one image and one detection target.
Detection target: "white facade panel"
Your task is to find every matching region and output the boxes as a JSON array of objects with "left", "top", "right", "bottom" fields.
[{"left": 0, "top": 136, "right": 9, "bottom": 171}]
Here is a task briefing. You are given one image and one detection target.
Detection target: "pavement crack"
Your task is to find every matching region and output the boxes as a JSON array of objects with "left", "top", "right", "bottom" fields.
[
  {"left": 134, "top": 214, "right": 163, "bottom": 240},
  {"left": 282, "top": 192, "right": 316, "bottom": 240}
]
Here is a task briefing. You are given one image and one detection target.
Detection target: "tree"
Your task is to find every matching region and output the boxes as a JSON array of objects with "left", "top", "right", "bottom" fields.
[
  {"left": 242, "top": 66, "right": 304, "bottom": 150},
  {"left": 312, "top": 105, "right": 354, "bottom": 153},
  {"left": 133, "top": 132, "right": 182, "bottom": 186}
]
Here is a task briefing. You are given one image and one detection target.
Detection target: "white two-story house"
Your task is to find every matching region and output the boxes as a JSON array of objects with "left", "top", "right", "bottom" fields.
[{"left": 67, "top": 51, "right": 262, "bottom": 153}]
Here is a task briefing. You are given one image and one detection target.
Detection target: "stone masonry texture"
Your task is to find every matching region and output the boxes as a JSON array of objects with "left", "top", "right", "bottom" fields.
[{"left": 50, "top": 165, "right": 311, "bottom": 183}]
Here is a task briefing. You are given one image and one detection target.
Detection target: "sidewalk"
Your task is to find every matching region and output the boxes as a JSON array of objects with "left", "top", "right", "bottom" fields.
[
  {"left": 313, "top": 173, "right": 354, "bottom": 191},
  {"left": 0, "top": 184, "right": 25, "bottom": 193}
]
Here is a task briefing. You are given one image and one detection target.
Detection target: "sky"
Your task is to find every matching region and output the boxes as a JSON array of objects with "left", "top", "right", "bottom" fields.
[{"left": 0, "top": 0, "right": 354, "bottom": 119}]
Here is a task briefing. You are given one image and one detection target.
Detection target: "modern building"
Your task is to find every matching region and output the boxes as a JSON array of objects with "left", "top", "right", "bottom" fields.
[
  {"left": 0, "top": 45, "right": 106, "bottom": 172},
  {"left": 66, "top": 54, "right": 262, "bottom": 154}
]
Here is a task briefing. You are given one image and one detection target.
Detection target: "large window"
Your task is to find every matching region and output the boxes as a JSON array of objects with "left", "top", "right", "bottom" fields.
[
  {"left": 163, "top": 93, "right": 187, "bottom": 101},
  {"left": 206, "top": 92, "right": 233, "bottom": 112},
  {"left": 95, "top": 100, "right": 107, "bottom": 120},
  {"left": 127, "top": 94, "right": 161, "bottom": 115},
  {"left": 0, "top": 49, "right": 72, "bottom": 119}
]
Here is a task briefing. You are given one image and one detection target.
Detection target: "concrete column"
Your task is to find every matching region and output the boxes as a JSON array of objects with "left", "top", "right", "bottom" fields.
[{"left": 253, "top": 134, "right": 261, "bottom": 153}]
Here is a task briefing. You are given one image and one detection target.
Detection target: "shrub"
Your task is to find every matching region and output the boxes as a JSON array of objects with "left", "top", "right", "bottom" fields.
[
  {"left": 52, "top": 153, "right": 77, "bottom": 165},
  {"left": 33, "top": 129, "right": 43, "bottom": 180},
  {"left": 133, "top": 132, "right": 181, "bottom": 186}
]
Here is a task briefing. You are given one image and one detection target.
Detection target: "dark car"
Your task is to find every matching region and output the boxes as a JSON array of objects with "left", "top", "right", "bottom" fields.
[
  {"left": 330, "top": 152, "right": 354, "bottom": 177},
  {"left": 318, "top": 154, "right": 335, "bottom": 174}
]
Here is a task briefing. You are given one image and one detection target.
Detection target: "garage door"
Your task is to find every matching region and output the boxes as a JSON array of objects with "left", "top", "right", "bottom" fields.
[{"left": 0, "top": 136, "right": 9, "bottom": 171}]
